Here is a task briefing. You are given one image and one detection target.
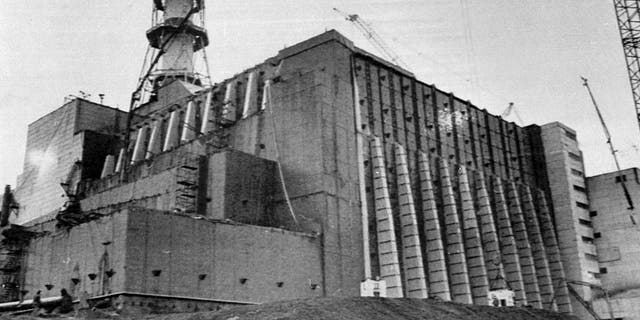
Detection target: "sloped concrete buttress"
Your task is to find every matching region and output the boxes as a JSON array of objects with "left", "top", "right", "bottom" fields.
[
  {"left": 200, "top": 91, "right": 214, "bottom": 134},
  {"left": 506, "top": 181, "right": 542, "bottom": 308},
  {"left": 222, "top": 82, "right": 237, "bottom": 123},
  {"left": 492, "top": 177, "right": 527, "bottom": 304},
  {"left": 181, "top": 101, "right": 197, "bottom": 142},
  {"left": 370, "top": 137, "right": 404, "bottom": 297},
  {"left": 100, "top": 155, "right": 115, "bottom": 178},
  {"left": 417, "top": 152, "right": 451, "bottom": 300},
  {"left": 520, "top": 185, "right": 556, "bottom": 310},
  {"left": 474, "top": 172, "right": 507, "bottom": 292},
  {"left": 242, "top": 71, "right": 258, "bottom": 118},
  {"left": 146, "top": 120, "right": 162, "bottom": 160},
  {"left": 535, "top": 189, "right": 573, "bottom": 314},
  {"left": 163, "top": 110, "right": 180, "bottom": 151},
  {"left": 131, "top": 125, "right": 149, "bottom": 164},
  {"left": 439, "top": 159, "right": 472, "bottom": 304},
  {"left": 394, "top": 144, "right": 428, "bottom": 298},
  {"left": 114, "top": 148, "right": 125, "bottom": 173},
  {"left": 457, "top": 166, "right": 489, "bottom": 304}
]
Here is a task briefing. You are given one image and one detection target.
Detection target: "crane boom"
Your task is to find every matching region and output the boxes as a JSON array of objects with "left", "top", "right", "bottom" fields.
[
  {"left": 581, "top": 77, "right": 634, "bottom": 211},
  {"left": 333, "top": 8, "right": 409, "bottom": 69},
  {"left": 613, "top": 0, "right": 640, "bottom": 133}
]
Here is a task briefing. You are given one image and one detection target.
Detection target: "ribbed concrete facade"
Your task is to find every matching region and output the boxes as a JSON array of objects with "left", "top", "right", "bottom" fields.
[{"left": 350, "top": 34, "right": 572, "bottom": 310}]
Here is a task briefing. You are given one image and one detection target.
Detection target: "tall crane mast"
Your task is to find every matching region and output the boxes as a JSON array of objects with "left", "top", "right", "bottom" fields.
[
  {"left": 582, "top": 77, "right": 634, "bottom": 211},
  {"left": 613, "top": 0, "right": 640, "bottom": 133},
  {"left": 333, "top": 8, "right": 409, "bottom": 69}
]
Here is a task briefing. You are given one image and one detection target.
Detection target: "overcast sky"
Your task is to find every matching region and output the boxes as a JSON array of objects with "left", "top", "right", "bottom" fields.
[{"left": 1, "top": 0, "right": 639, "bottom": 186}]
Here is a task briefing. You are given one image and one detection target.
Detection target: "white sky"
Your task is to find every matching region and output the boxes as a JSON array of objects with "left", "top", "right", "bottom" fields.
[{"left": 1, "top": 0, "right": 639, "bottom": 186}]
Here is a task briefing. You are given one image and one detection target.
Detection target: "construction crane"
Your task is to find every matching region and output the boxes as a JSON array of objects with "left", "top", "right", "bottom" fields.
[
  {"left": 565, "top": 279, "right": 615, "bottom": 320},
  {"left": 500, "top": 102, "right": 524, "bottom": 125},
  {"left": 613, "top": 0, "right": 640, "bottom": 134},
  {"left": 581, "top": 77, "right": 635, "bottom": 212},
  {"left": 333, "top": 8, "right": 409, "bottom": 69}
]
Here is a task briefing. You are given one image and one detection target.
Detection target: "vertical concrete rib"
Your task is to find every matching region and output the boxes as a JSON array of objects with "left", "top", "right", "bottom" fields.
[
  {"left": 458, "top": 166, "right": 489, "bottom": 304},
  {"left": 114, "top": 148, "right": 125, "bottom": 173},
  {"left": 100, "top": 155, "right": 115, "bottom": 178},
  {"left": 163, "top": 110, "right": 179, "bottom": 151},
  {"left": 181, "top": 101, "right": 197, "bottom": 142},
  {"left": 535, "top": 189, "right": 573, "bottom": 314},
  {"left": 492, "top": 177, "right": 527, "bottom": 304},
  {"left": 146, "top": 120, "right": 162, "bottom": 159},
  {"left": 474, "top": 172, "right": 507, "bottom": 292},
  {"left": 242, "top": 71, "right": 257, "bottom": 118},
  {"left": 221, "top": 82, "right": 237, "bottom": 123},
  {"left": 440, "top": 159, "right": 473, "bottom": 304},
  {"left": 200, "top": 91, "right": 213, "bottom": 134},
  {"left": 418, "top": 152, "right": 451, "bottom": 300},
  {"left": 370, "top": 137, "right": 404, "bottom": 297},
  {"left": 520, "top": 185, "right": 556, "bottom": 310},
  {"left": 131, "top": 126, "right": 149, "bottom": 164},
  {"left": 506, "top": 181, "right": 541, "bottom": 308},
  {"left": 394, "top": 145, "right": 428, "bottom": 298}
]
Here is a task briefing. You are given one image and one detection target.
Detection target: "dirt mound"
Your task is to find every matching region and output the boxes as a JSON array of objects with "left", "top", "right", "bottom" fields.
[{"left": 146, "top": 297, "right": 578, "bottom": 320}]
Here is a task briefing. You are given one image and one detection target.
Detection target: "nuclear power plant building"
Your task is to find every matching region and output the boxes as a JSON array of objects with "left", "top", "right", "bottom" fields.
[{"left": 1, "top": 1, "right": 605, "bottom": 317}]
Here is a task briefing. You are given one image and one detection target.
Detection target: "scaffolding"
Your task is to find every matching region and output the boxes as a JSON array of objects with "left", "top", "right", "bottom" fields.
[{"left": 175, "top": 161, "right": 199, "bottom": 214}]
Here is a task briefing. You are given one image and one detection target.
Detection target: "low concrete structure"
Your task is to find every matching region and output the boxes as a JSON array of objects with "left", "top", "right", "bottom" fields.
[{"left": 21, "top": 207, "right": 322, "bottom": 310}]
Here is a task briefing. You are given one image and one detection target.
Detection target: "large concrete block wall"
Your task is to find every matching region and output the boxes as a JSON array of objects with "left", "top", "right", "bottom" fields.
[
  {"left": 21, "top": 210, "right": 128, "bottom": 300},
  {"left": 350, "top": 44, "right": 566, "bottom": 309},
  {"left": 207, "top": 151, "right": 286, "bottom": 227},
  {"left": 123, "top": 31, "right": 364, "bottom": 297},
  {"left": 587, "top": 168, "right": 640, "bottom": 320},
  {"left": 224, "top": 32, "right": 364, "bottom": 296},
  {"left": 19, "top": 208, "right": 322, "bottom": 305},
  {"left": 538, "top": 122, "right": 598, "bottom": 319},
  {"left": 124, "top": 208, "right": 323, "bottom": 303},
  {"left": 13, "top": 99, "right": 126, "bottom": 225}
]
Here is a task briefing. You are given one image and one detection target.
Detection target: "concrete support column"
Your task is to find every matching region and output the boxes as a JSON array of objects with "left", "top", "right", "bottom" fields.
[
  {"left": 100, "top": 155, "right": 115, "bottom": 178},
  {"left": 474, "top": 172, "right": 507, "bottom": 291},
  {"left": 146, "top": 120, "right": 162, "bottom": 160},
  {"left": 418, "top": 152, "right": 451, "bottom": 300},
  {"left": 520, "top": 185, "right": 556, "bottom": 310},
  {"left": 506, "top": 182, "right": 541, "bottom": 308},
  {"left": 370, "top": 137, "right": 403, "bottom": 297},
  {"left": 181, "top": 101, "right": 197, "bottom": 142},
  {"left": 439, "top": 159, "right": 472, "bottom": 304},
  {"left": 394, "top": 145, "right": 428, "bottom": 298},
  {"left": 131, "top": 126, "right": 149, "bottom": 164},
  {"left": 114, "top": 148, "right": 126, "bottom": 173},
  {"left": 221, "top": 82, "right": 237, "bottom": 123},
  {"left": 242, "top": 71, "right": 257, "bottom": 118},
  {"left": 492, "top": 177, "right": 527, "bottom": 304},
  {"left": 200, "top": 91, "right": 214, "bottom": 134},
  {"left": 163, "top": 110, "right": 180, "bottom": 151},
  {"left": 261, "top": 80, "right": 271, "bottom": 111},
  {"left": 535, "top": 189, "right": 573, "bottom": 314},
  {"left": 458, "top": 166, "right": 489, "bottom": 304}
]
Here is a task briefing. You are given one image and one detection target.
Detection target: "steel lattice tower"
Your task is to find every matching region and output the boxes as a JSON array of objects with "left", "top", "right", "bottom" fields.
[{"left": 614, "top": 0, "right": 640, "bottom": 133}]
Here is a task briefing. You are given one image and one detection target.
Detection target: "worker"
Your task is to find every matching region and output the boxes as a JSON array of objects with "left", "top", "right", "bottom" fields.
[
  {"left": 33, "top": 290, "right": 41, "bottom": 308},
  {"left": 31, "top": 290, "right": 42, "bottom": 316},
  {"left": 55, "top": 288, "right": 74, "bottom": 314}
]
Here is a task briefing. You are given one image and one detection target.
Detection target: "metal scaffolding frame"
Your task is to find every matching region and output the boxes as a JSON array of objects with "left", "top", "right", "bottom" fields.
[{"left": 613, "top": 0, "right": 640, "bottom": 133}]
